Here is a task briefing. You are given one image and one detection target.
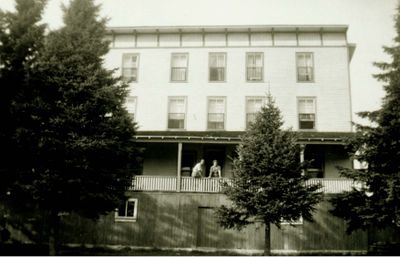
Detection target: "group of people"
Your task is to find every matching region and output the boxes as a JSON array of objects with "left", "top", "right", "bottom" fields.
[{"left": 191, "top": 159, "right": 221, "bottom": 178}]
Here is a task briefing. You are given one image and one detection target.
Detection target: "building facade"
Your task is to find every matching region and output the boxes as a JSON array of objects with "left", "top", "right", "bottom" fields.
[{"left": 61, "top": 25, "right": 369, "bottom": 254}]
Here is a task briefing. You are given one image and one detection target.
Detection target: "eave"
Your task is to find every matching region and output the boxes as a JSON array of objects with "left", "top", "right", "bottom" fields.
[{"left": 134, "top": 131, "right": 354, "bottom": 145}]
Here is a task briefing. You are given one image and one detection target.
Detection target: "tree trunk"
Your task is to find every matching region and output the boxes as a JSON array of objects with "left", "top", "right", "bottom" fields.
[
  {"left": 48, "top": 211, "right": 60, "bottom": 256},
  {"left": 264, "top": 222, "right": 271, "bottom": 256}
]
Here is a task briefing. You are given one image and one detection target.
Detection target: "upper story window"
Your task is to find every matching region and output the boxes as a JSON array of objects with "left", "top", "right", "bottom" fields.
[
  {"left": 171, "top": 53, "right": 188, "bottom": 82},
  {"left": 122, "top": 54, "right": 139, "bottom": 83},
  {"left": 207, "top": 97, "right": 226, "bottom": 130},
  {"left": 296, "top": 52, "right": 314, "bottom": 82},
  {"left": 298, "top": 97, "right": 316, "bottom": 130},
  {"left": 246, "top": 97, "right": 265, "bottom": 128},
  {"left": 246, "top": 52, "right": 263, "bottom": 82},
  {"left": 115, "top": 198, "right": 138, "bottom": 222},
  {"left": 168, "top": 97, "right": 186, "bottom": 130},
  {"left": 125, "top": 96, "right": 137, "bottom": 122},
  {"left": 209, "top": 53, "right": 226, "bottom": 82}
]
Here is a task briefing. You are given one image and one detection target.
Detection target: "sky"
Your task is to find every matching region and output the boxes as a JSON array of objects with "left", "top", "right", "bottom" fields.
[{"left": 0, "top": 0, "right": 398, "bottom": 124}]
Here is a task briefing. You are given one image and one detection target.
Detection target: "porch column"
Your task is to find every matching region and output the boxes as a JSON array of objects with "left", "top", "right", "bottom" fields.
[
  {"left": 300, "top": 144, "right": 306, "bottom": 176},
  {"left": 177, "top": 142, "right": 182, "bottom": 192}
]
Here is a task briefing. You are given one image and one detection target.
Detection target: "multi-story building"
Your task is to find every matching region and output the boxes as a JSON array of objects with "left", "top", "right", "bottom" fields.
[{"left": 62, "top": 25, "right": 371, "bottom": 254}]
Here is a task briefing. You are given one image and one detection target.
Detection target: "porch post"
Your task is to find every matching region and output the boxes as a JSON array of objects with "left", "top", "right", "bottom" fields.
[
  {"left": 177, "top": 142, "right": 182, "bottom": 192},
  {"left": 300, "top": 144, "right": 306, "bottom": 176}
]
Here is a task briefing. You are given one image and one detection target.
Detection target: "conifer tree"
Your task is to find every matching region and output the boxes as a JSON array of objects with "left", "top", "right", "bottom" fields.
[
  {"left": 0, "top": 0, "right": 46, "bottom": 196},
  {"left": 331, "top": 4, "right": 400, "bottom": 234},
  {"left": 216, "top": 95, "right": 322, "bottom": 255},
  {"left": 2, "top": 0, "right": 138, "bottom": 254}
]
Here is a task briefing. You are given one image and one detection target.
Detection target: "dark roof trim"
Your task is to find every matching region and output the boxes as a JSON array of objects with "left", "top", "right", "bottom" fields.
[
  {"left": 134, "top": 131, "right": 354, "bottom": 144},
  {"left": 106, "top": 25, "right": 348, "bottom": 34}
]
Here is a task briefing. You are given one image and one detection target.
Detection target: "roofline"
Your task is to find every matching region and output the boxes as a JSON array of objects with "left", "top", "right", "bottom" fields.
[
  {"left": 106, "top": 25, "right": 349, "bottom": 34},
  {"left": 134, "top": 131, "right": 354, "bottom": 145}
]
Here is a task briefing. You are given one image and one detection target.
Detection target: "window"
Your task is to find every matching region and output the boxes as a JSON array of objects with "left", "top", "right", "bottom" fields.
[
  {"left": 246, "top": 52, "right": 263, "bottom": 81},
  {"left": 115, "top": 198, "right": 138, "bottom": 222},
  {"left": 296, "top": 52, "right": 314, "bottom": 82},
  {"left": 209, "top": 53, "right": 226, "bottom": 82},
  {"left": 122, "top": 54, "right": 139, "bottom": 82},
  {"left": 208, "top": 97, "right": 225, "bottom": 130},
  {"left": 246, "top": 97, "right": 265, "bottom": 128},
  {"left": 168, "top": 97, "right": 186, "bottom": 129},
  {"left": 298, "top": 98, "right": 316, "bottom": 130},
  {"left": 171, "top": 53, "right": 188, "bottom": 81},
  {"left": 125, "top": 96, "right": 137, "bottom": 122}
]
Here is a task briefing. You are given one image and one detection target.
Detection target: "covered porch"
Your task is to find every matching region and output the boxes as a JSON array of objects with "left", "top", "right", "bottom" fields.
[{"left": 132, "top": 131, "right": 356, "bottom": 194}]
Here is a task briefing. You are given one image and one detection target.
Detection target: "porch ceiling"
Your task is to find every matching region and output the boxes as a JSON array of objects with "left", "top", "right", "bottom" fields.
[{"left": 134, "top": 131, "right": 354, "bottom": 145}]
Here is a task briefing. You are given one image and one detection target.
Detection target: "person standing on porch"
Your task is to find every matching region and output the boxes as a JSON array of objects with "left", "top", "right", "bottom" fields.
[
  {"left": 208, "top": 160, "right": 221, "bottom": 178},
  {"left": 192, "top": 159, "right": 204, "bottom": 178}
]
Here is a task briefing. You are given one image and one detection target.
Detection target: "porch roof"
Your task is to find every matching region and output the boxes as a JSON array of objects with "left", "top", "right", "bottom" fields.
[{"left": 134, "top": 131, "right": 354, "bottom": 145}]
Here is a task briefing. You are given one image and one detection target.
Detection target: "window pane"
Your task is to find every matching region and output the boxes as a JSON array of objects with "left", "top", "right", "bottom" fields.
[
  {"left": 297, "top": 53, "right": 313, "bottom": 82},
  {"left": 299, "top": 120, "right": 315, "bottom": 129},
  {"left": 298, "top": 99, "right": 315, "bottom": 113},
  {"left": 123, "top": 55, "right": 138, "bottom": 68},
  {"left": 246, "top": 113, "right": 257, "bottom": 127},
  {"left": 172, "top": 54, "right": 187, "bottom": 67},
  {"left": 247, "top": 98, "right": 263, "bottom": 113},
  {"left": 210, "top": 53, "right": 225, "bottom": 67},
  {"left": 171, "top": 68, "right": 186, "bottom": 81},
  {"left": 298, "top": 98, "right": 315, "bottom": 129},
  {"left": 168, "top": 98, "right": 185, "bottom": 129},
  {"left": 208, "top": 99, "right": 225, "bottom": 113},
  {"left": 117, "top": 201, "right": 126, "bottom": 217},
  {"left": 127, "top": 201, "right": 135, "bottom": 217},
  {"left": 208, "top": 98, "right": 225, "bottom": 129},
  {"left": 122, "top": 54, "right": 138, "bottom": 82},
  {"left": 126, "top": 97, "right": 136, "bottom": 114},
  {"left": 169, "top": 99, "right": 185, "bottom": 113},
  {"left": 247, "top": 53, "right": 263, "bottom": 81},
  {"left": 210, "top": 68, "right": 225, "bottom": 81},
  {"left": 210, "top": 53, "right": 225, "bottom": 81},
  {"left": 168, "top": 115, "right": 185, "bottom": 129}
]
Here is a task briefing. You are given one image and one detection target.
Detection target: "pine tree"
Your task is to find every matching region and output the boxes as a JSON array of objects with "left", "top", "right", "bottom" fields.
[
  {"left": 1, "top": 0, "right": 138, "bottom": 254},
  {"left": 216, "top": 94, "right": 322, "bottom": 255},
  {"left": 0, "top": 0, "right": 46, "bottom": 194},
  {"left": 331, "top": 4, "right": 400, "bottom": 235},
  {"left": 0, "top": 0, "right": 46, "bottom": 244}
]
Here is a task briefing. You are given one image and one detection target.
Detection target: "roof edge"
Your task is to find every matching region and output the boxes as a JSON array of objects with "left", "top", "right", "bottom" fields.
[{"left": 106, "top": 24, "right": 349, "bottom": 34}]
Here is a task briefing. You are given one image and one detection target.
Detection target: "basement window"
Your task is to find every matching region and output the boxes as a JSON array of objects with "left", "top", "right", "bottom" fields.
[{"left": 115, "top": 198, "right": 138, "bottom": 222}]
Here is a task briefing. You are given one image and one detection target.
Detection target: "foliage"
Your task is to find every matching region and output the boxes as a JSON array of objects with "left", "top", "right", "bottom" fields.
[
  {"left": 216, "top": 94, "right": 322, "bottom": 254},
  {"left": 0, "top": 0, "right": 46, "bottom": 197},
  {"left": 330, "top": 4, "right": 400, "bottom": 234},
  {"left": 0, "top": 0, "right": 139, "bottom": 252}
]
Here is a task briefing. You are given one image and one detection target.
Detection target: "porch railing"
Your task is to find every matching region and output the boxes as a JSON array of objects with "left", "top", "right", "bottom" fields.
[
  {"left": 133, "top": 175, "right": 177, "bottom": 191},
  {"left": 131, "top": 176, "right": 356, "bottom": 194}
]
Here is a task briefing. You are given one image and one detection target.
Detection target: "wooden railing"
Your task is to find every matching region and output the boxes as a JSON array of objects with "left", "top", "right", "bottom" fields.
[
  {"left": 181, "top": 177, "right": 231, "bottom": 192},
  {"left": 131, "top": 176, "right": 355, "bottom": 194},
  {"left": 306, "top": 178, "right": 355, "bottom": 194},
  {"left": 133, "top": 176, "right": 177, "bottom": 191}
]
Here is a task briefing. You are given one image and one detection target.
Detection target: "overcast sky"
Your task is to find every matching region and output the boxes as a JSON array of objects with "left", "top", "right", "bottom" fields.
[{"left": 0, "top": 0, "right": 398, "bottom": 124}]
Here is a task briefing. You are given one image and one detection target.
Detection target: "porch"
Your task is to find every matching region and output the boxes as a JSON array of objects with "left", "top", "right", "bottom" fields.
[{"left": 130, "top": 175, "right": 355, "bottom": 194}]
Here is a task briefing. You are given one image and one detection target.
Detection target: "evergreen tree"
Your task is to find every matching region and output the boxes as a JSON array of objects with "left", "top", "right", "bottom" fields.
[
  {"left": 2, "top": 0, "right": 138, "bottom": 254},
  {"left": 0, "top": 0, "right": 46, "bottom": 194},
  {"left": 0, "top": 0, "right": 46, "bottom": 244},
  {"left": 331, "top": 4, "right": 400, "bottom": 234},
  {"left": 216, "top": 94, "right": 322, "bottom": 255}
]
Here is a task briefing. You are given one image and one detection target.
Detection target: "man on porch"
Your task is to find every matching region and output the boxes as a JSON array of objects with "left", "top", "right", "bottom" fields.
[{"left": 192, "top": 159, "right": 204, "bottom": 178}]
